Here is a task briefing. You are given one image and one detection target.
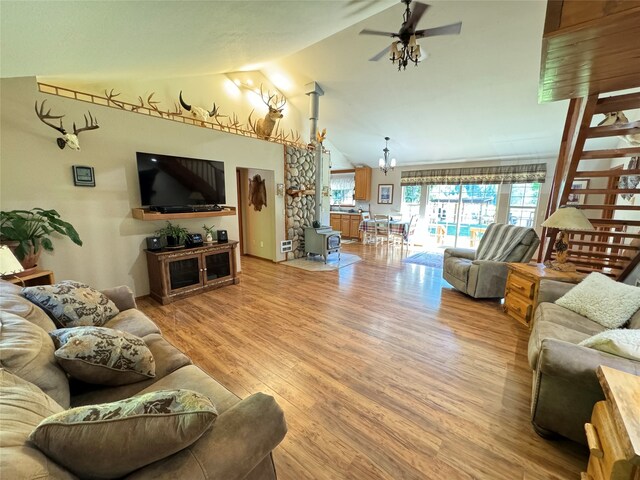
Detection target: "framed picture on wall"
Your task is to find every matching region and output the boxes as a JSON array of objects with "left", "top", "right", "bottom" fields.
[
  {"left": 378, "top": 184, "right": 393, "bottom": 204},
  {"left": 566, "top": 179, "right": 589, "bottom": 205}
]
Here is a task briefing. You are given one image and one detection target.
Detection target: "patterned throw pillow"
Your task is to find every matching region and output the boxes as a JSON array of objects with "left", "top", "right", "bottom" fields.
[
  {"left": 22, "top": 281, "right": 119, "bottom": 328},
  {"left": 50, "top": 327, "right": 155, "bottom": 386},
  {"left": 29, "top": 389, "right": 218, "bottom": 479}
]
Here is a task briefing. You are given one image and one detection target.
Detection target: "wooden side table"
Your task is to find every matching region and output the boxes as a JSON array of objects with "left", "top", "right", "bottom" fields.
[
  {"left": 504, "top": 262, "right": 585, "bottom": 327},
  {"left": 5, "top": 269, "right": 55, "bottom": 287},
  {"left": 582, "top": 366, "right": 640, "bottom": 480}
]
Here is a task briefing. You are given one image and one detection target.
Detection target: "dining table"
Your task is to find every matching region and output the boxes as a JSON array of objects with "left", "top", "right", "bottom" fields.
[{"left": 359, "top": 218, "right": 410, "bottom": 241}]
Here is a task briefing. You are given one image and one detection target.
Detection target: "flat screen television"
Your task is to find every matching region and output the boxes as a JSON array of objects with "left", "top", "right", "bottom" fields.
[{"left": 136, "top": 152, "right": 225, "bottom": 208}]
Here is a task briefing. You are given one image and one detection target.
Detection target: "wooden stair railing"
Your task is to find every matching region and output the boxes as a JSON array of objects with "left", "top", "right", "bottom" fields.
[{"left": 540, "top": 91, "right": 640, "bottom": 281}]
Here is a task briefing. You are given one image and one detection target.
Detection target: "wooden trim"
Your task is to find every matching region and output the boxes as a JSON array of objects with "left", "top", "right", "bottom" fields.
[
  {"left": 574, "top": 169, "right": 640, "bottom": 177},
  {"left": 331, "top": 169, "right": 356, "bottom": 174},
  {"left": 569, "top": 188, "right": 639, "bottom": 195},
  {"left": 132, "top": 207, "right": 236, "bottom": 221},
  {"left": 571, "top": 240, "right": 639, "bottom": 250},
  {"left": 236, "top": 169, "right": 245, "bottom": 256},
  {"left": 543, "top": 0, "right": 564, "bottom": 35},
  {"left": 581, "top": 147, "right": 640, "bottom": 159},
  {"left": 587, "top": 121, "right": 640, "bottom": 139},
  {"left": 619, "top": 250, "right": 640, "bottom": 281},
  {"left": 594, "top": 91, "right": 640, "bottom": 114}
]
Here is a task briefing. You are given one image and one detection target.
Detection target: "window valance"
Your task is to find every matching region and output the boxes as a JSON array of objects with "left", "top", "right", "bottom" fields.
[
  {"left": 400, "top": 163, "right": 546, "bottom": 186},
  {"left": 330, "top": 173, "right": 355, "bottom": 190}
]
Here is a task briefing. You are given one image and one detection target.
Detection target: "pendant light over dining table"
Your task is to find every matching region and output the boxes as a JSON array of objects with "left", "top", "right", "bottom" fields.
[{"left": 379, "top": 136, "right": 396, "bottom": 175}]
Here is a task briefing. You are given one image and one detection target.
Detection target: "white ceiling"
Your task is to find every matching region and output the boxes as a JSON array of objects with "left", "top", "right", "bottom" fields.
[{"left": 1, "top": 1, "right": 612, "bottom": 167}]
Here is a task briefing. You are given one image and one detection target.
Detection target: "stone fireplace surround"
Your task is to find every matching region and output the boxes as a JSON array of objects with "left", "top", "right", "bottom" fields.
[{"left": 285, "top": 146, "right": 316, "bottom": 258}]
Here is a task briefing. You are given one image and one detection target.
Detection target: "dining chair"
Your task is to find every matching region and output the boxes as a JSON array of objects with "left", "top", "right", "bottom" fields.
[
  {"left": 360, "top": 212, "right": 374, "bottom": 244},
  {"left": 373, "top": 214, "right": 390, "bottom": 244}
]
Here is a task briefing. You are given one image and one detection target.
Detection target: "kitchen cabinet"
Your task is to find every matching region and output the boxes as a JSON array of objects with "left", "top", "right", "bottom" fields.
[
  {"left": 330, "top": 213, "right": 363, "bottom": 240},
  {"left": 354, "top": 166, "right": 372, "bottom": 201}
]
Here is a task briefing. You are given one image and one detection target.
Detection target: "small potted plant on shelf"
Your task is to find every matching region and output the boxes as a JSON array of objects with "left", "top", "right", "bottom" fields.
[
  {"left": 0, "top": 208, "right": 83, "bottom": 271},
  {"left": 202, "top": 224, "right": 216, "bottom": 243},
  {"left": 155, "top": 221, "right": 189, "bottom": 248}
]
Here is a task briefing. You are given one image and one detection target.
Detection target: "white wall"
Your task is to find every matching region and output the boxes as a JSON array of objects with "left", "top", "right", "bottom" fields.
[{"left": 1, "top": 77, "right": 287, "bottom": 294}]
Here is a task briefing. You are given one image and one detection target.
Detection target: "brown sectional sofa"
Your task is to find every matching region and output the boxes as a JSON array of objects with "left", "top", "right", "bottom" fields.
[
  {"left": 527, "top": 279, "right": 640, "bottom": 444},
  {"left": 0, "top": 280, "right": 287, "bottom": 479}
]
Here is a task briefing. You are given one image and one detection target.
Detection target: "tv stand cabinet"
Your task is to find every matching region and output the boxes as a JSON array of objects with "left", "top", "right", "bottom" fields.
[{"left": 145, "top": 241, "right": 239, "bottom": 305}]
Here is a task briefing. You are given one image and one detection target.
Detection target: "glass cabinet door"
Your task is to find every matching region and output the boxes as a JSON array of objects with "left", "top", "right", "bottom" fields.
[
  {"left": 167, "top": 255, "right": 202, "bottom": 292},
  {"left": 203, "top": 251, "right": 231, "bottom": 283}
]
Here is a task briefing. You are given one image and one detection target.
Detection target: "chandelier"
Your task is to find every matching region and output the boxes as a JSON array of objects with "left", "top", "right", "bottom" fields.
[
  {"left": 378, "top": 137, "right": 397, "bottom": 175},
  {"left": 390, "top": 35, "right": 420, "bottom": 71}
]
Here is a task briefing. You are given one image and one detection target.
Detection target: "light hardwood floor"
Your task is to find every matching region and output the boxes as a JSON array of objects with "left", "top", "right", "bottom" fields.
[{"left": 138, "top": 243, "right": 588, "bottom": 479}]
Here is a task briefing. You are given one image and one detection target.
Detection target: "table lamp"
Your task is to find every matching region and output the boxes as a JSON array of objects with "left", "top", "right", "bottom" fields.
[
  {"left": 0, "top": 245, "right": 25, "bottom": 278},
  {"left": 541, "top": 206, "right": 593, "bottom": 271}
]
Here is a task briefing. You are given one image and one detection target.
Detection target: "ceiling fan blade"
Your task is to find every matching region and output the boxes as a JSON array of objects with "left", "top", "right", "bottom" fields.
[
  {"left": 415, "top": 21, "right": 462, "bottom": 38},
  {"left": 369, "top": 45, "right": 392, "bottom": 62},
  {"left": 405, "top": 2, "right": 430, "bottom": 32},
  {"left": 360, "top": 28, "right": 397, "bottom": 37}
]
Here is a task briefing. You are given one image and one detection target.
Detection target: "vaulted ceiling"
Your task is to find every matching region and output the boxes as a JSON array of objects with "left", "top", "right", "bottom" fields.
[{"left": 2, "top": 1, "right": 609, "bottom": 167}]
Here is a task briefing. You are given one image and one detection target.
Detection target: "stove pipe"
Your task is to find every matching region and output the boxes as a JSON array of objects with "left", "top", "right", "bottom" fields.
[{"left": 305, "top": 82, "right": 325, "bottom": 223}]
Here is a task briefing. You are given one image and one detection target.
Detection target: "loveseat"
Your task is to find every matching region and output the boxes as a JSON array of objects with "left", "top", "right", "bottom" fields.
[
  {"left": 528, "top": 279, "right": 640, "bottom": 444},
  {"left": 0, "top": 279, "right": 287, "bottom": 479}
]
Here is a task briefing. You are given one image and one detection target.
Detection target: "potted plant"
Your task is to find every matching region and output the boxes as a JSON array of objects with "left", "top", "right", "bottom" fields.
[
  {"left": 0, "top": 208, "right": 83, "bottom": 270},
  {"left": 155, "top": 221, "right": 189, "bottom": 248},
  {"left": 202, "top": 224, "right": 216, "bottom": 243}
]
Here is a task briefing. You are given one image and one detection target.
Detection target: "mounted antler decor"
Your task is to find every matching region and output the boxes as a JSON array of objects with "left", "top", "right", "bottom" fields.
[
  {"left": 179, "top": 91, "right": 225, "bottom": 124},
  {"left": 598, "top": 111, "right": 640, "bottom": 145},
  {"left": 34, "top": 100, "right": 99, "bottom": 150},
  {"left": 248, "top": 86, "right": 286, "bottom": 140}
]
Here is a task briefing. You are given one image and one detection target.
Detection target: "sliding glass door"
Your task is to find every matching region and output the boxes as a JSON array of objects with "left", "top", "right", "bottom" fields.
[{"left": 425, "top": 184, "right": 498, "bottom": 248}]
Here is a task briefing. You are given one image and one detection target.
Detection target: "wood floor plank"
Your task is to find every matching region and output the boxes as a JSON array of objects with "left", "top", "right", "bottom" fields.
[{"left": 138, "top": 244, "right": 588, "bottom": 479}]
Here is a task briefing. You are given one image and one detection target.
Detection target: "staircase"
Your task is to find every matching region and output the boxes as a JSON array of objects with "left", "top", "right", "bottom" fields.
[{"left": 540, "top": 91, "right": 640, "bottom": 281}]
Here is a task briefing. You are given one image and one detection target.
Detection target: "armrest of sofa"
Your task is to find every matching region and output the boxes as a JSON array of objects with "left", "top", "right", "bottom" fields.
[
  {"left": 101, "top": 285, "right": 137, "bottom": 311},
  {"left": 538, "top": 338, "right": 640, "bottom": 390},
  {"left": 125, "top": 393, "right": 287, "bottom": 480},
  {"left": 537, "top": 280, "right": 575, "bottom": 305},
  {"left": 444, "top": 247, "right": 476, "bottom": 261}
]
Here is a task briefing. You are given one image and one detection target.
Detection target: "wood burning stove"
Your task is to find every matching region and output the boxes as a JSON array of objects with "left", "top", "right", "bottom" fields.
[{"left": 304, "top": 226, "right": 341, "bottom": 263}]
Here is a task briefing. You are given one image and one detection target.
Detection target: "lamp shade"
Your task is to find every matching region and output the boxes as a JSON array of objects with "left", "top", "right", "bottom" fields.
[
  {"left": 0, "top": 245, "right": 24, "bottom": 276},
  {"left": 541, "top": 206, "right": 593, "bottom": 231}
]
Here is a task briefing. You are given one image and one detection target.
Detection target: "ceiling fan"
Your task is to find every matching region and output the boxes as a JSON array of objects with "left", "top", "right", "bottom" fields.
[{"left": 360, "top": 0, "right": 462, "bottom": 70}]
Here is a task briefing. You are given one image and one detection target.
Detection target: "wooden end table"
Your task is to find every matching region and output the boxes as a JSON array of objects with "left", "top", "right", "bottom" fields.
[
  {"left": 582, "top": 366, "right": 640, "bottom": 480},
  {"left": 504, "top": 262, "right": 585, "bottom": 327},
  {"left": 5, "top": 269, "right": 55, "bottom": 287}
]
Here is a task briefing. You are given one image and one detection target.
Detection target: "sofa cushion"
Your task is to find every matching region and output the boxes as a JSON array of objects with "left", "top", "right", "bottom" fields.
[
  {"left": 50, "top": 327, "right": 156, "bottom": 386},
  {"left": 23, "top": 281, "right": 119, "bottom": 328},
  {"left": 528, "top": 303, "right": 605, "bottom": 369},
  {"left": 137, "top": 364, "right": 240, "bottom": 415},
  {"left": 579, "top": 329, "right": 640, "bottom": 361},
  {"left": 628, "top": 309, "right": 640, "bottom": 330},
  {"left": 555, "top": 272, "right": 640, "bottom": 329},
  {"left": 30, "top": 389, "right": 218, "bottom": 480},
  {"left": 103, "top": 308, "right": 161, "bottom": 337},
  {"left": 0, "top": 369, "right": 76, "bottom": 480},
  {"left": 0, "top": 280, "right": 57, "bottom": 332},
  {"left": 0, "top": 312, "right": 70, "bottom": 408},
  {"left": 70, "top": 333, "right": 192, "bottom": 406}
]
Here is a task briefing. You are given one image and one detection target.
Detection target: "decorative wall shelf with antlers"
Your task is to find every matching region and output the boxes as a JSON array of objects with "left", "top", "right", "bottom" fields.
[{"left": 37, "top": 83, "right": 312, "bottom": 150}]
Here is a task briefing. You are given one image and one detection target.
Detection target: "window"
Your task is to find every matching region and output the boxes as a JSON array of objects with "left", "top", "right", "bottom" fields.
[
  {"left": 509, "top": 183, "right": 540, "bottom": 228},
  {"left": 401, "top": 185, "right": 421, "bottom": 218},
  {"left": 330, "top": 173, "right": 355, "bottom": 206}
]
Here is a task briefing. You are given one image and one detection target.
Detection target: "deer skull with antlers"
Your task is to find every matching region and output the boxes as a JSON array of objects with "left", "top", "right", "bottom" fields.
[
  {"left": 179, "top": 91, "right": 224, "bottom": 124},
  {"left": 598, "top": 111, "right": 640, "bottom": 145},
  {"left": 35, "top": 100, "right": 99, "bottom": 150},
  {"left": 248, "top": 86, "right": 286, "bottom": 140}
]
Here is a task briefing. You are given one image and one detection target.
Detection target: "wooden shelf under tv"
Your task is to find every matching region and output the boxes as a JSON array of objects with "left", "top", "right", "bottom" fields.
[{"left": 132, "top": 207, "right": 237, "bottom": 221}]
